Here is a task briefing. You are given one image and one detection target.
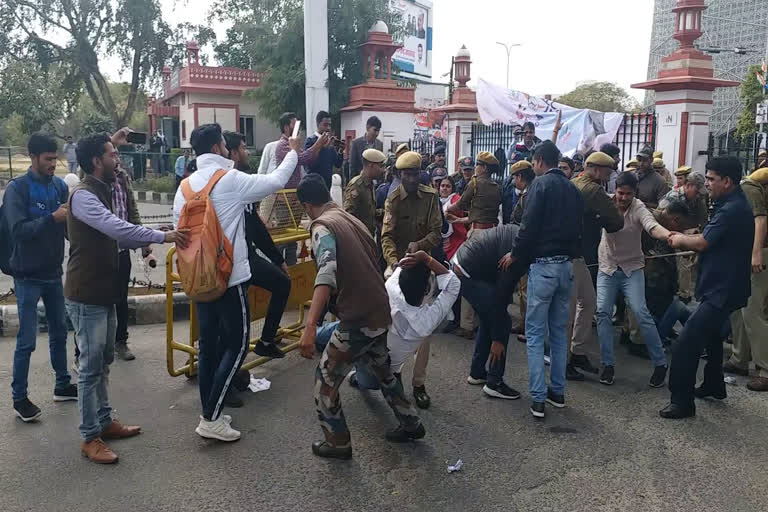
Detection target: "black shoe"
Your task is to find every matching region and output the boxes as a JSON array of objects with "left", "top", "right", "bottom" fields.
[
  {"left": 385, "top": 423, "right": 426, "bottom": 443},
  {"left": 694, "top": 384, "right": 727, "bottom": 400},
  {"left": 546, "top": 389, "right": 565, "bottom": 408},
  {"left": 232, "top": 369, "right": 250, "bottom": 392},
  {"left": 482, "top": 382, "right": 521, "bottom": 400},
  {"left": 413, "top": 386, "right": 431, "bottom": 409},
  {"left": 566, "top": 363, "right": 585, "bottom": 381},
  {"left": 312, "top": 441, "right": 352, "bottom": 459},
  {"left": 223, "top": 390, "right": 244, "bottom": 408},
  {"left": 649, "top": 365, "right": 668, "bottom": 388},
  {"left": 599, "top": 365, "right": 615, "bottom": 386},
  {"left": 530, "top": 401, "right": 545, "bottom": 419},
  {"left": 13, "top": 398, "right": 42, "bottom": 422},
  {"left": 570, "top": 354, "right": 599, "bottom": 374},
  {"left": 253, "top": 341, "right": 285, "bottom": 359},
  {"left": 53, "top": 384, "right": 78, "bottom": 402},
  {"left": 659, "top": 402, "right": 695, "bottom": 419},
  {"left": 628, "top": 343, "right": 651, "bottom": 360}
]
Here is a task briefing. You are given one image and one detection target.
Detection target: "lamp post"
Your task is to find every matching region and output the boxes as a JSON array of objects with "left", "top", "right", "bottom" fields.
[{"left": 496, "top": 41, "right": 521, "bottom": 89}]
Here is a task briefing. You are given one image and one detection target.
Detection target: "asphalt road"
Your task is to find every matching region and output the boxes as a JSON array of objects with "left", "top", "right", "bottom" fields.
[{"left": 0, "top": 321, "right": 765, "bottom": 512}]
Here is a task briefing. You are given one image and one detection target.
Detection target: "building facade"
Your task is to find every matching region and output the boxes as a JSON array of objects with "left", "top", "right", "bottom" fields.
[{"left": 645, "top": 0, "right": 768, "bottom": 135}]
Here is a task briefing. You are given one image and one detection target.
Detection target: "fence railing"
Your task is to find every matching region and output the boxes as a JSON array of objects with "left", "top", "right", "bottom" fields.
[{"left": 708, "top": 132, "right": 766, "bottom": 175}]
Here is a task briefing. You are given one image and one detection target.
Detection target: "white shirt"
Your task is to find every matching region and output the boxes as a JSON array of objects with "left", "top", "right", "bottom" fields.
[
  {"left": 598, "top": 197, "right": 661, "bottom": 277},
  {"left": 384, "top": 267, "right": 460, "bottom": 370},
  {"left": 258, "top": 141, "right": 279, "bottom": 175},
  {"left": 173, "top": 150, "right": 298, "bottom": 287}
]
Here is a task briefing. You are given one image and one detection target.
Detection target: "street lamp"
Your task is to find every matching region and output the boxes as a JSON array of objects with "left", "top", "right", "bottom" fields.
[{"left": 496, "top": 41, "right": 521, "bottom": 89}]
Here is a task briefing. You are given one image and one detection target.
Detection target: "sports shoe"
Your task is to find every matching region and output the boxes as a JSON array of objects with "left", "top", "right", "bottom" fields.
[
  {"left": 13, "top": 398, "right": 42, "bottom": 422},
  {"left": 570, "top": 354, "right": 599, "bottom": 374},
  {"left": 385, "top": 423, "right": 426, "bottom": 442},
  {"left": 413, "top": 386, "right": 430, "bottom": 409},
  {"left": 649, "top": 365, "right": 668, "bottom": 388},
  {"left": 530, "top": 401, "right": 545, "bottom": 419},
  {"left": 566, "top": 363, "right": 585, "bottom": 381},
  {"left": 466, "top": 375, "right": 487, "bottom": 385},
  {"left": 546, "top": 389, "right": 565, "bottom": 408},
  {"left": 115, "top": 343, "right": 135, "bottom": 361},
  {"left": 195, "top": 416, "right": 241, "bottom": 442},
  {"left": 482, "top": 382, "right": 521, "bottom": 400},
  {"left": 312, "top": 441, "right": 352, "bottom": 459},
  {"left": 253, "top": 341, "right": 285, "bottom": 359},
  {"left": 54, "top": 383, "right": 78, "bottom": 402},
  {"left": 599, "top": 365, "right": 615, "bottom": 386},
  {"left": 348, "top": 370, "right": 359, "bottom": 388},
  {"left": 544, "top": 355, "right": 551, "bottom": 366}
]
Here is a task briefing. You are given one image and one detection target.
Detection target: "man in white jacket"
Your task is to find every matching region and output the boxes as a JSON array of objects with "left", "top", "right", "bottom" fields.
[{"left": 173, "top": 123, "right": 300, "bottom": 442}]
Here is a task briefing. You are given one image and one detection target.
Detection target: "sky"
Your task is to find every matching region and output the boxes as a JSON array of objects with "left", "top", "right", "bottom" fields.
[{"left": 120, "top": 0, "right": 656, "bottom": 102}]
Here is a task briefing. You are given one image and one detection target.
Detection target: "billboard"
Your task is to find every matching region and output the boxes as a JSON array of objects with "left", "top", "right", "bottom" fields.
[{"left": 389, "top": 0, "right": 432, "bottom": 80}]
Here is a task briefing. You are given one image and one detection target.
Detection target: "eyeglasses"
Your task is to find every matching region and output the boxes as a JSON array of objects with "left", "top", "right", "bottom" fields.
[{"left": 523, "top": 131, "right": 534, "bottom": 135}]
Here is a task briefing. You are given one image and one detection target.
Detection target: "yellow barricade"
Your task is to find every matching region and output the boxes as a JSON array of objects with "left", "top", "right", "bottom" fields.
[{"left": 164, "top": 189, "right": 316, "bottom": 378}]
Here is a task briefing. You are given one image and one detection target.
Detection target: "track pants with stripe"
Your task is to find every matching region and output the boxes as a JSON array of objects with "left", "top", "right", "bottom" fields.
[{"left": 196, "top": 284, "right": 250, "bottom": 421}]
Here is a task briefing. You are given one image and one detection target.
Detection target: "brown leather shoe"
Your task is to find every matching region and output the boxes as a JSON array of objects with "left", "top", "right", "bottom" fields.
[
  {"left": 81, "top": 438, "right": 118, "bottom": 464},
  {"left": 746, "top": 376, "right": 768, "bottom": 392},
  {"left": 101, "top": 419, "right": 141, "bottom": 439}
]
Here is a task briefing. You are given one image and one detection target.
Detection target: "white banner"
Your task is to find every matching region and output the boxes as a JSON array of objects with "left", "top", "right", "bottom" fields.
[{"left": 476, "top": 79, "right": 624, "bottom": 157}]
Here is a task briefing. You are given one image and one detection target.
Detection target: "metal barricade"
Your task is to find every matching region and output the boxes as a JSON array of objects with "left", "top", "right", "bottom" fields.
[{"left": 164, "top": 189, "right": 316, "bottom": 378}]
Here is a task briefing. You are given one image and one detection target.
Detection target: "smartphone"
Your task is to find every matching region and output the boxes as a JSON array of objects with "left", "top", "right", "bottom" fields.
[
  {"left": 126, "top": 132, "right": 147, "bottom": 145},
  {"left": 292, "top": 120, "right": 301, "bottom": 138}
]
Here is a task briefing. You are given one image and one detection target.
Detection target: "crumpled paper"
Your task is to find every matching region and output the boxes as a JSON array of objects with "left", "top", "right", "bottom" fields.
[
  {"left": 248, "top": 376, "right": 271, "bottom": 393},
  {"left": 447, "top": 459, "right": 463, "bottom": 473}
]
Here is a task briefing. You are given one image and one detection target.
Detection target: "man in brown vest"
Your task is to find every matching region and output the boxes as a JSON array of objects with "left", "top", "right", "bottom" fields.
[
  {"left": 67, "top": 131, "right": 188, "bottom": 464},
  {"left": 297, "top": 174, "right": 423, "bottom": 460}
]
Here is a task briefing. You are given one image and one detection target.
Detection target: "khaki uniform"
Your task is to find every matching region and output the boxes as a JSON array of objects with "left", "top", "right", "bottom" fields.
[
  {"left": 381, "top": 183, "right": 442, "bottom": 388},
  {"left": 511, "top": 189, "right": 527, "bottom": 226},
  {"left": 728, "top": 179, "right": 768, "bottom": 378},
  {"left": 343, "top": 174, "right": 381, "bottom": 237},
  {"left": 454, "top": 175, "right": 501, "bottom": 226}
]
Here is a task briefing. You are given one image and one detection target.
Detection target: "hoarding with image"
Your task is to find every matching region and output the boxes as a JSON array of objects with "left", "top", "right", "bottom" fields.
[{"left": 389, "top": 0, "right": 432, "bottom": 79}]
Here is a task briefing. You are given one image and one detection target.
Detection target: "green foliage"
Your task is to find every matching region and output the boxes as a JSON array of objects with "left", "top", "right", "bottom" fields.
[
  {"left": 134, "top": 175, "right": 176, "bottom": 193},
  {"left": 213, "top": 0, "right": 403, "bottom": 125},
  {"left": 557, "top": 82, "right": 639, "bottom": 113},
  {"left": 0, "top": 114, "right": 28, "bottom": 147},
  {"left": 737, "top": 65, "right": 765, "bottom": 137},
  {"left": 0, "top": 60, "right": 72, "bottom": 134}
]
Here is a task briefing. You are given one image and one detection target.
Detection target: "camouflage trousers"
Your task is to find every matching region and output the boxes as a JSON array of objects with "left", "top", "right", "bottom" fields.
[{"left": 314, "top": 328, "right": 421, "bottom": 448}]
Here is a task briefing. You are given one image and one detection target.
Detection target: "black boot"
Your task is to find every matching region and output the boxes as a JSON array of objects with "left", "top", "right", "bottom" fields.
[
  {"left": 385, "top": 423, "right": 426, "bottom": 442},
  {"left": 659, "top": 402, "right": 695, "bottom": 419},
  {"left": 311, "top": 441, "right": 352, "bottom": 459},
  {"left": 566, "top": 363, "right": 585, "bottom": 381}
]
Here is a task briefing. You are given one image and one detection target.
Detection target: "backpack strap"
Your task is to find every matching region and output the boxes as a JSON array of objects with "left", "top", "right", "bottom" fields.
[{"left": 181, "top": 169, "right": 229, "bottom": 202}]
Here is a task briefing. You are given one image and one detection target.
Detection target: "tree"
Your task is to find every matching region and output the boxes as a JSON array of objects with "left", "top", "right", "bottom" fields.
[
  {"left": 0, "top": 0, "right": 214, "bottom": 129},
  {"left": 213, "top": 0, "right": 403, "bottom": 124},
  {"left": 557, "top": 82, "right": 639, "bottom": 113},
  {"left": 736, "top": 64, "right": 765, "bottom": 137}
]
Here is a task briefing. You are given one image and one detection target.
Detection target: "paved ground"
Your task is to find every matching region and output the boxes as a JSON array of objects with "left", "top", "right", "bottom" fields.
[{"left": 0, "top": 320, "right": 766, "bottom": 512}]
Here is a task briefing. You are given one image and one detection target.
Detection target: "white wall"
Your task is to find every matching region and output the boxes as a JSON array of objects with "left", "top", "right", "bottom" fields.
[{"left": 655, "top": 90, "right": 714, "bottom": 175}]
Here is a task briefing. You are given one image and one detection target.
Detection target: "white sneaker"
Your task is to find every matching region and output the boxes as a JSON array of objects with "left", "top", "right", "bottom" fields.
[
  {"left": 544, "top": 355, "right": 551, "bottom": 366},
  {"left": 195, "top": 416, "right": 241, "bottom": 442},
  {"left": 199, "top": 414, "right": 233, "bottom": 425},
  {"left": 467, "top": 376, "right": 487, "bottom": 385}
]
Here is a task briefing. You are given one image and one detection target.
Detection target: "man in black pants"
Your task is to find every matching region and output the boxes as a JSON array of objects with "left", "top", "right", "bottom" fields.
[
  {"left": 224, "top": 131, "right": 291, "bottom": 360},
  {"left": 661, "top": 156, "right": 754, "bottom": 419}
]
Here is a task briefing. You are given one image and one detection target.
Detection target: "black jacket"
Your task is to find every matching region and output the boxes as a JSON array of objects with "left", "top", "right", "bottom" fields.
[
  {"left": 454, "top": 224, "right": 527, "bottom": 285},
  {"left": 511, "top": 168, "right": 583, "bottom": 263}
]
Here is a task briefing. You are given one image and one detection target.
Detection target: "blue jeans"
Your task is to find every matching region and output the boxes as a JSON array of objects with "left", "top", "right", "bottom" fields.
[
  {"left": 12, "top": 278, "right": 71, "bottom": 401},
  {"left": 596, "top": 270, "right": 667, "bottom": 368},
  {"left": 656, "top": 298, "right": 692, "bottom": 340},
  {"left": 65, "top": 300, "right": 116, "bottom": 441},
  {"left": 315, "top": 321, "right": 380, "bottom": 390},
  {"left": 526, "top": 258, "right": 573, "bottom": 402}
]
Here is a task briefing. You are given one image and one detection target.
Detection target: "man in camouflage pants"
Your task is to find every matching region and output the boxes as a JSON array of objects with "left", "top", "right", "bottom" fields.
[{"left": 297, "top": 174, "right": 424, "bottom": 460}]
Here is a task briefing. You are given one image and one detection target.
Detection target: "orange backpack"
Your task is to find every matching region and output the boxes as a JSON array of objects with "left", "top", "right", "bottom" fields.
[{"left": 176, "top": 170, "right": 234, "bottom": 302}]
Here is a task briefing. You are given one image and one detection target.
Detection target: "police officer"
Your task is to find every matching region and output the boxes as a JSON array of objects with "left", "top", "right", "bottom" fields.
[
  {"left": 673, "top": 165, "right": 691, "bottom": 191},
  {"left": 653, "top": 157, "right": 673, "bottom": 189},
  {"left": 446, "top": 151, "right": 501, "bottom": 235},
  {"left": 508, "top": 160, "right": 535, "bottom": 226},
  {"left": 344, "top": 148, "right": 386, "bottom": 238},
  {"left": 381, "top": 150, "right": 442, "bottom": 409},
  {"left": 426, "top": 144, "right": 447, "bottom": 176},
  {"left": 454, "top": 156, "right": 474, "bottom": 196}
]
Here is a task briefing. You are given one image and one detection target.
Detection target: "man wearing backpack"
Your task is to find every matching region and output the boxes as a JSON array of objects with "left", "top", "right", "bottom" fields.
[
  {"left": 173, "top": 123, "right": 301, "bottom": 442},
  {"left": 1, "top": 132, "right": 76, "bottom": 423}
]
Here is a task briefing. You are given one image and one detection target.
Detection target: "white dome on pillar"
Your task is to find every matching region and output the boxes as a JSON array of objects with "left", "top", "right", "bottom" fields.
[{"left": 369, "top": 20, "right": 389, "bottom": 34}]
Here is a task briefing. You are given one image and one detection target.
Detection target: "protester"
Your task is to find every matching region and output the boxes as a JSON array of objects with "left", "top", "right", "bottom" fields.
[
  {"left": 723, "top": 168, "right": 768, "bottom": 392},
  {"left": 381, "top": 151, "right": 442, "bottom": 408},
  {"left": 507, "top": 121, "right": 541, "bottom": 164},
  {"left": 599, "top": 143, "right": 621, "bottom": 193},
  {"left": 258, "top": 140, "right": 278, "bottom": 175},
  {"left": 503, "top": 140, "right": 584, "bottom": 419},
  {"left": 173, "top": 123, "right": 301, "bottom": 442},
  {"left": 68, "top": 130, "right": 188, "bottom": 463},
  {"left": 446, "top": 151, "right": 501, "bottom": 234},
  {"left": 223, "top": 131, "right": 291, "bottom": 363},
  {"left": 567, "top": 152, "right": 624, "bottom": 380},
  {"left": 595, "top": 171, "right": 672, "bottom": 387},
  {"left": 558, "top": 156, "right": 575, "bottom": 179},
  {"left": 454, "top": 156, "right": 475, "bottom": 196},
  {"left": 439, "top": 178, "right": 468, "bottom": 333},
  {"left": 453, "top": 224, "right": 526, "bottom": 399},
  {"left": 425, "top": 144, "right": 447, "bottom": 176},
  {"left": 4, "top": 133, "right": 75, "bottom": 422},
  {"left": 662, "top": 156, "right": 754, "bottom": 418},
  {"left": 343, "top": 148, "right": 386, "bottom": 237},
  {"left": 348, "top": 116, "right": 383, "bottom": 180},
  {"left": 506, "top": 161, "right": 536, "bottom": 342},
  {"left": 63, "top": 135, "right": 78, "bottom": 174},
  {"left": 174, "top": 149, "right": 191, "bottom": 191},
  {"left": 634, "top": 146, "right": 668, "bottom": 209},
  {"left": 297, "top": 174, "right": 423, "bottom": 459},
  {"left": 304, "top": 111, "right": 344, "bottom": 188}
]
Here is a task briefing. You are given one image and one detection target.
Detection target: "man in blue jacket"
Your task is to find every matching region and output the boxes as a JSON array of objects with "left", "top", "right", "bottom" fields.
[
  {"left": 304, "top": 111, "right": 344, "bottom": 189},
  {"left": 3, "top": 132, "right": 76, "bottom": 422}
]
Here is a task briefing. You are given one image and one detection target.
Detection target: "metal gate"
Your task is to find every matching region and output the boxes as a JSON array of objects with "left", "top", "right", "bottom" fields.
[{"left": 707, "top": 131, "right": 766, "bottom": 175}]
